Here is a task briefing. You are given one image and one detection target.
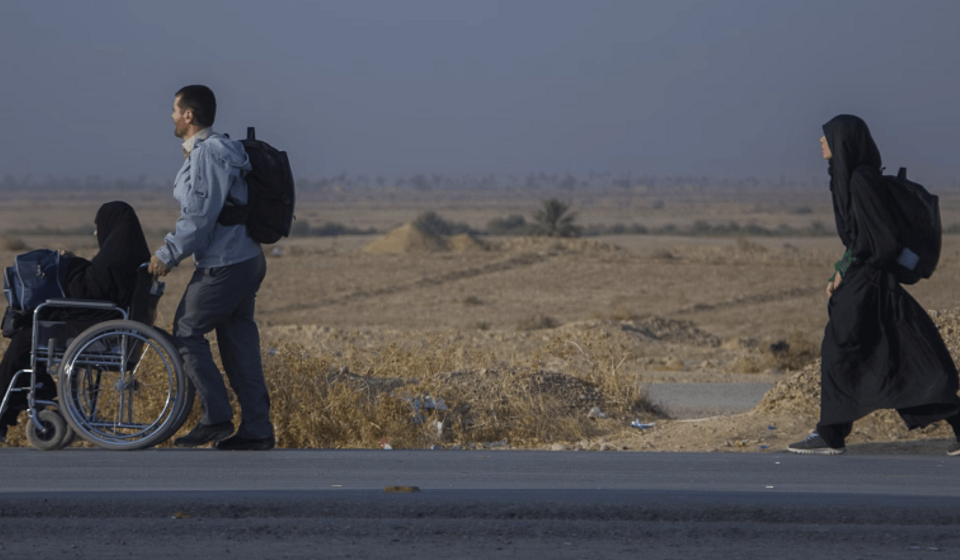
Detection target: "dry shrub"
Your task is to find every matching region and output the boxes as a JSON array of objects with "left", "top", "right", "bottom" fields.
[
  {"left": 237, "top": 329, "right": 660, "bottom": 449},
  {"left": 4, "top": 326, "right": 661, "bottom": 450},
  {"left": 429, "top": 368, "right": 597, "bottom": 446},
  {"left": 650, "top": 249, "right": 676, "bottom": 260},
  {"left": 725, "top": 330, "right": 819, "bottom": 374},
  {"left": 540, "top": 331, "right": 662, "bottom": 420},
  {"left": 248, "top": 340, "right": 619, "bottom": 448},
  {"left": 657, "top": 357, "right": 686, "bottom": 371},
  {"left": 772, "top": 330, "right": 820, "bottom": 370},
  {"left": 735, "top": 237, "right": 767, "bottom": 254}
]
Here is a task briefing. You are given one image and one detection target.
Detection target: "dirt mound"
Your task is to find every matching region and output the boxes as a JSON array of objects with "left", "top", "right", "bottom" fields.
[
  {"left": 447, "top": 233, "right": 487, "bottom": 253},
  {"left": 362, "top": 223, "right": 447, "bottom": 254},
  {"left": 930, "top": 308, "right": 960, "bottom": 352},
  {"left": 756, "top": 309, "right": 960, "bottom": 418},
  {"left": 754, "top": 360, "right": 820, "bottom": 417},
  {"left": 753, "top": 357, "right": 954, "bottom": 444},
  {"left": 750, "top": 308, "right": 960, "bottom": 443}
]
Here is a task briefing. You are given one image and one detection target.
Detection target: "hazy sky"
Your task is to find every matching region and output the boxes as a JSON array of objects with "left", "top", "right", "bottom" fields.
[{"left": 3, "top": 0, "right": 959, "bottom": 183}]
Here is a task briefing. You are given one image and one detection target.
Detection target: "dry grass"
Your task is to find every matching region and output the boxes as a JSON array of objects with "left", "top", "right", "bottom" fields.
[
  {"left": 144, "top": 327, "right": 659, "bottom": 450},
  {"left": 722, "top": 329, "right": 820, "bottom": 374},
  {"left": 516, "top": 313, "right": 560, "bottom": 331},
  {"left": 538, "top": 330, "right": 662, "bottom": 419},
  {"left": 3, "top": 325, "right": 661, "bottom": 450},
  {"left": 250, "top": 330, "right": 659, "bottom": 449}
]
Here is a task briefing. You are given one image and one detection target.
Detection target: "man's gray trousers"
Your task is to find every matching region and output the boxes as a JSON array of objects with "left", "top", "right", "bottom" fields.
[{"left": 173, "top": 253, "right": 271, "bottom": 439}]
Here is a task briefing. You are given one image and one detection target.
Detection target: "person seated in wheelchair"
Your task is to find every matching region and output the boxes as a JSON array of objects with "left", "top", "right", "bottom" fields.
[{"left": 0, "top": 201, "right": 150, "bottom": 443}]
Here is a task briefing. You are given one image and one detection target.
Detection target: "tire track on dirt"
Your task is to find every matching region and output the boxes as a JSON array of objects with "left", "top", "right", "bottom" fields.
[
  {"left": 668, "top": 286, "right": 820, "bottom": 316},
  {"left": 271, "top": 252, "right": 553, "bottom": 314}
]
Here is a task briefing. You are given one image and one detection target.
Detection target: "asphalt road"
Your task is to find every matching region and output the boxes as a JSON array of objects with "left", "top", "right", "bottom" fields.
[
  {"left": 646, "top": 382, "right": 775, "bottom": 418},
  {"left": 1, "top": 449, "right": 958, "bottom": 559}
]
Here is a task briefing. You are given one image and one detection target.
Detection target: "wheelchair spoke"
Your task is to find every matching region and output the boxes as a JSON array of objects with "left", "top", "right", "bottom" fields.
[{"left": 58, "top": 321, "right": 193, "bottom": 450}]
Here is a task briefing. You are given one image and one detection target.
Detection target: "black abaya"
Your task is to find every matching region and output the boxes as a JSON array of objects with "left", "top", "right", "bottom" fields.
[
  {"left": 1, "top": 201, "right": 150, "bottom": 427},
  {"left": 818, "top": 115, "right": 960, "bottom": 446}
]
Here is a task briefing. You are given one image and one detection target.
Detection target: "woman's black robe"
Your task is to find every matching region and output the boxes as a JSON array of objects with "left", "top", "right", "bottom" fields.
[
  {"left": 818, "top": 115, "right": 960, "bottom": 440},
  {"left": 0, "top": 201, "right": 150, "bottom": 426}
]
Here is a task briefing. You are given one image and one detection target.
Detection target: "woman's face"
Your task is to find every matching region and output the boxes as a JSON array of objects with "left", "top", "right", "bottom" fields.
[{"left": 820, "top": 136, "right": 832, "bottom": 160}]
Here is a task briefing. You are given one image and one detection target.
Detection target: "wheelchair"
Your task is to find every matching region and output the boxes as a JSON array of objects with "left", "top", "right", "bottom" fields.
[{"left": 0, "top": 265, "right": 194, "bottom": 450}]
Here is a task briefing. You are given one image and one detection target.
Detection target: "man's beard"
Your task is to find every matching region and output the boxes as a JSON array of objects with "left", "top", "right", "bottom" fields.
[{"left": 174, "top": 120, "right": 188, "bottom": 139}]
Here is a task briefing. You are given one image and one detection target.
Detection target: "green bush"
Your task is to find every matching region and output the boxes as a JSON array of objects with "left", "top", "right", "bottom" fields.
[
  {"left": 413, "top": 211, "right": 476, "bottom": 236},
  {"left": 486, "top": 214, "right": 535, "bottom": 236}
]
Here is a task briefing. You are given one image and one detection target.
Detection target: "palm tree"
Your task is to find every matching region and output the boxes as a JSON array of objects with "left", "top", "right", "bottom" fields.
[{"left": 533, "top": 199, "right": 582, "bottom": 237}]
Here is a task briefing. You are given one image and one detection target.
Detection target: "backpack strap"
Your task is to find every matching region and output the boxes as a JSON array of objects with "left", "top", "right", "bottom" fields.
[
  {"left": 217, "top": 200, "right": 249, "bottom": 227},
  {"left": 216, "top": 127, "right": 258, "bottom": 227}
]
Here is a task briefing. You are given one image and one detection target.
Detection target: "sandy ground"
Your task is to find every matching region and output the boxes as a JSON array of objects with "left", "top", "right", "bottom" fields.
[{"left": 4, "top": 187, "right": 960, "bottom": 454}]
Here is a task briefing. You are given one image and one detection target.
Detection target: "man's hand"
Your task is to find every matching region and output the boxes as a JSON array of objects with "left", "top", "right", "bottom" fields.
[
  {"left": 149, "top": 255, "right": 171, "bottom": 278},
  {"left": 826, "top": 273, "right": 841, "bottom": 296}
]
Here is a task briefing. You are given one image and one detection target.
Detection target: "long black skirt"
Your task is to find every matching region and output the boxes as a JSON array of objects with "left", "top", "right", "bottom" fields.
[{"left": 820, "top": 264, "right": 960, "bottom": 429}]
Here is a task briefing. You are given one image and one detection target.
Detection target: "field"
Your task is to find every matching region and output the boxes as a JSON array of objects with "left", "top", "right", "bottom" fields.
[{"left": 4, "top": 184, "right": 960, "bottom": 453}]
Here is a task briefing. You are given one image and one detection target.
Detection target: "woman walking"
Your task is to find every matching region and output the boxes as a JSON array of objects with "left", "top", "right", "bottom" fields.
[{"left": 788, "top": 114, "right": 960, "bottom": 455}]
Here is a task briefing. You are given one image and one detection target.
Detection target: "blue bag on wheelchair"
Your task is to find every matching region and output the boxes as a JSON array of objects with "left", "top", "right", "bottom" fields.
[{"left": 3, "top": 249, "right": 71, "bottom": 337}]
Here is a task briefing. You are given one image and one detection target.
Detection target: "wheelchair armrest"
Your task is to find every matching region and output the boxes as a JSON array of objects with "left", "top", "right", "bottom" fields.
[
  {"left": 39, "top": 299, "right": 120, "bottom": 310},
  {"left": 33, "top": 299, "right": 128, "bottom": 323}
]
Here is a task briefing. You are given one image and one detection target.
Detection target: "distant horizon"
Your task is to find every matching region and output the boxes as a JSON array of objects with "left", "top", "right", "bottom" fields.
[{"left": 3, "top": 170, "right": 960, "bottom": 192}]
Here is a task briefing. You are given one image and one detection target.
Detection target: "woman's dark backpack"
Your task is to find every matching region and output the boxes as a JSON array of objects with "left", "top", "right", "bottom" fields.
[
  {"left": 217, "top": 127, "right": 295, "bottom": 244},
  {"left": 884, "top": 167, "right": 941, "bottom": 285}
]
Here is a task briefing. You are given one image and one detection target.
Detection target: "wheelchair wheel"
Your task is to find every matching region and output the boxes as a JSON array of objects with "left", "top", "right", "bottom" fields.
[
  {"left": 57, "top": 320, "right": 195, "bottom": 450},
  {"left": 26, "top": 409, "right": 69, "bottom": 451},
  {"left": 59, "top": 422, "right": 76, "bottom": 448}
]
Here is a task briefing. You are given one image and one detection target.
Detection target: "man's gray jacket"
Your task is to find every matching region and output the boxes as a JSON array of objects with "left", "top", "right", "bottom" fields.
[{"left": 155, "top": 132, "right": 261, "bottom": 269}]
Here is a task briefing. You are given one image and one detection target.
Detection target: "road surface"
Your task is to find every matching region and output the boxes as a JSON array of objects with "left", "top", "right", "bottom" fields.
[{"left": 1, "top": 448, "right": 957, "bottom": 558}]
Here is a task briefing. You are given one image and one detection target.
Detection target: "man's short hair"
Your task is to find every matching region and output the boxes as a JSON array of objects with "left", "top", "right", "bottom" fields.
[{"left": 175, "top": 85, "right": 217, "bottom": 128}]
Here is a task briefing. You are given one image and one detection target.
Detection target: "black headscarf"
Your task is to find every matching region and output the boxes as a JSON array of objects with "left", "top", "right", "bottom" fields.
[
  {"left": 66, "top": 201, "right": 151, "bottom": 309},
  {"left": 823, "top": 114, "right": 883, "bottom": 249},
  {"left": 823, "top": 114, "right": 900, "bottom": 269}
]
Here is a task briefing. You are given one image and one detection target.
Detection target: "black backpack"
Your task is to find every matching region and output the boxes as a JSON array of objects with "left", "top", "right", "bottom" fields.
[
  {"left": 218, "top": 127, "right": 295, "bottom": 244},
  {"left": 883, "top": 167, "right": 941, "bottom": 285}
]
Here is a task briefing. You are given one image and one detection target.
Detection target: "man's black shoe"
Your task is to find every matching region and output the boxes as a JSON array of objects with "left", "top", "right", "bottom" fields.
[
  {"left": 174, "top": 421, "right": 234, "bottom": 448},
  {"left": 216, "top": 434, "right": 276, "bottom": 451}
]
